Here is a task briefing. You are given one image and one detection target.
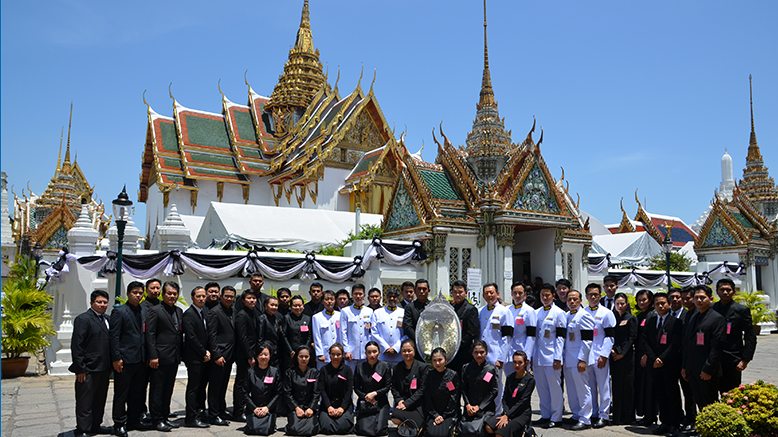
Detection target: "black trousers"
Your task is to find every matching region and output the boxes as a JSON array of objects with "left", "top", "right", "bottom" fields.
[
  {"left": 689, "top": 373, "right": 719, "bottom": 411},
  {"left": 112, "top": 363, "right": 147, "bottom": 426},
  {"left": 75, "top": 370, "right": 110, "bottom": 432},
  {"left": 233, "top": 359, "right": 249, "bottom": 417},
  {"left": 652, "top": 366, "right": 682, "bottom": 427},
  {"left": 149, "top": 363, "right": 178, "bottom": 423},
  {"left": 610, "top": 354, "right": 635, "bottom": 425},
  {"left": 208, "top": 360, "right": 233, "bottom": 419},
  {"left": 719, "top": 361, "right": 742, "bottom": 394},
  {"left": 679, "top": 375, "right": 696, "bottom": 424},
  {"left": 184, "top": 360, "right": 209, "bottom": 421}
]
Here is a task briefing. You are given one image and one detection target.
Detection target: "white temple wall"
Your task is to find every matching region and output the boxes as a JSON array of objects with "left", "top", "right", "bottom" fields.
[
  {"left": 759, "top": 261, "right": 776, "bottom": 309},
  {"left": 513, "top": 228, "right": 556, "bottom": 286}
]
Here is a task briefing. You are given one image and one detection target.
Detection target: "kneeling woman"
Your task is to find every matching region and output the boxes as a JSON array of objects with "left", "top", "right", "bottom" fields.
[
  {"left": 459, "top": 340, "right": 498, "bottom": 437},
  {"left": 485, "top": 351, "right": 535, "bottom": 437},
  {"left": 244, "top": 344, "right": 282, "bottom": 435},
  {"left": 390, "top": 339, "right": 428, "bottom": 434},
  {"left": 283, "top": 346, "right": 320, "bottom": 436},
  {"left": 423, "top": 347, "right": 460, "bottom": 437},
  {"left": 318, "top": 343, "right": 355, "bottom": 434},
  {"left": 354, "top": 341, "right": 391, "bottom": 436}
]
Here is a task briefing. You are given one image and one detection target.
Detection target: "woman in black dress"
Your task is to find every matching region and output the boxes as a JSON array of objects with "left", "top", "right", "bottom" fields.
[
  {"left": 283, "top": 345, "right": 320, "bottom": 436},
  {"left": 354, "top": 341, "right": 391, "bottom": 436},
  {"left": 459, "top": 340, "right": 498, "bottom": 437},
  {"left": 423, "top": 347, "right": 460, "bottom": 437},
  {"left": 258, "top": 296, "right": 283, "bottom": 367},
  {"left": 390, "top": 339, "right": 428, "bottom": 433},
  {"left": 244, "top": 344, "right": 282, "bottom": 435},
  {"left": 485, "top": 351, "right": 535, "bottom": 436},
  {"left": 634, "top": 288, "right": 656, "bottom": 425},
  {"left": 610, "top": 292, "right": 637, "bottom": 425},
  {"left": 282, "top": 296, "right": 314, "bottom": 371},
  {"left": 318, "top": 343, "right": 355, "bottom": 434}
]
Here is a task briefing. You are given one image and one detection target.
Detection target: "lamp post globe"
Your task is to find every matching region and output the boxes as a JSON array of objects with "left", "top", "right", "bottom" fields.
[{"left": 111, "top": 186, "right": 133, "bottom": 308}]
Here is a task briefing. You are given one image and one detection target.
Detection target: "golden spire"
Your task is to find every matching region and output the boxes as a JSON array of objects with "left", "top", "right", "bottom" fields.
[
  {"left": 748, "top": 74, "right": 759, "bottom": 148},
  {"left": 64, "top": 102, "right": 73, "bottom": 166},
  {"left": 478, "top": 0, "right": 496, "bottom": 110},
  {"left": 296, "top": 0, "right": 314, "bottom": 53},
  {"left": 56, "top": 127, "right": 64, "bottom": 172}
]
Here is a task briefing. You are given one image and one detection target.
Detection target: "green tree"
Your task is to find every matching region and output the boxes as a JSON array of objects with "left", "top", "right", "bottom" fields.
[
  {"left": 648, "top": 251, "right": 693, "bottom": 272},
  {"left": 2, "top": 256, "right": 56, "bottom": 359}
]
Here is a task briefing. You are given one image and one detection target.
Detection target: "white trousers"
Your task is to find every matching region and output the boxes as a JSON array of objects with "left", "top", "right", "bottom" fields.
[
  {"left": 587, "top": 362, "right": 611, "bottom": 419},
  {"left": 535, "top": 365, "right": 564, "bottom": 422},
  {"left": 565, "top": 366, "right": 593, "bottom": 424}
]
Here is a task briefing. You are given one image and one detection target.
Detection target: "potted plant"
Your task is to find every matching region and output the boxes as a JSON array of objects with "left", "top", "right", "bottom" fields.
[
  {"left": 734, "top": 290, "right": 776, "bottom": 335},
  {"left": 1, "top": 256, "right": 55, "bottom": 378}
]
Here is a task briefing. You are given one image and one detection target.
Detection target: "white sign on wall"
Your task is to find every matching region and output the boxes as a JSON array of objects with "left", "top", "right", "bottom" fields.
[{"left": 467, "top": 268, "right": 482, "bottom": 306}]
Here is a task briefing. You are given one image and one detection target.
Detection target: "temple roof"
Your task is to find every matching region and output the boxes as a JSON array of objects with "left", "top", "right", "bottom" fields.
[
  {"left": 606, "top": 193, "right": 697, "bottom": 248},
  {"left": 738, "top": 75, "right": 778, "bottom": 206},
  {"left": 696, "top": 187, "right": 774, "bottom": 252}
]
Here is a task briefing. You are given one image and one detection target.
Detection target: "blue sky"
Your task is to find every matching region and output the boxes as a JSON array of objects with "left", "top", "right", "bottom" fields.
[{"left": 2, "top": 0, "right": 777, "bottom": 232}]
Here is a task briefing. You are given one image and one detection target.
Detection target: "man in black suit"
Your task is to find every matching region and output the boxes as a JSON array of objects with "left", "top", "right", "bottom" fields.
[
  {"left": 712, "top": 278, "right": 758, "bottom": 394},
  {"left": 204, "top": 281, "right": 221, "bottom": 310},
  {"left": 400, "top": 281, "right": 415, "bottom": 309},
  {"left": 182, "top": 286, "right": 211, "bottom": 428},
  {"left": 110, "top": 282, "right": 151, "bottom": 436},
  {"left": 640, "top": 292, "right": 683, "bottom": 435},
  {"left": 233, "top": 290, "right": 260, "bottom": 422},
  {"left": 139, "top": 277, "right": 162, "bottom": 419},
  {"left": 146, "top": 281, "right": 185, "bottom": 432},
  {"left": 682, "top": 285, "right": 726, "bottom": 428},
  {"left": 402, "top": 278, "right": 430, "bottom": 360},
  {"left": 206, "top": 285, "right": 236, "bottom": 426},
  {"left": 70, "top": 290, "right": 112, "bottom": 437},
  {"left": 449, "top": 279, "right": 480, "bottom": 372},
  {"left": 677, "top": 286, "right": 697, "bottom": 432},
  {"left": 668, "top": 288, "right": 687, "bottom": 319},
  {"left": 553, "top": 278, "right": 571, "bottom": 312},
  {"left": 600, "top": 275, "right": 618, "bottom": 310},
  {"left": 302, "top": 282, "right": 324, "bottom": 317}
]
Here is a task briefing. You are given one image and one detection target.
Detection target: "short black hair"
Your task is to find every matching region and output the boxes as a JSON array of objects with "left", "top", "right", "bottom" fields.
[
  {"left": 603, "top": 275, "right": 618, "bottom": 285},
  {"left": 204, "top": 281, "right": 220, "bottom": 290},
  {"left": 401, "top": 281, "right": 415, "bottom": 290},
  {"left": 221, "top": 285, "right": 237, "bottom": 295},
  {"left": 323, "top": 289, "right": 336, "bottom": 298},
  {"left": 250, "top": 272, "right": 264, "bottom": 279},
  {"left": 145, "top": 278, "right": 162, "bottom": 288},
  {"left": 162, "top": 281, "right": 180, "bottom": 294},
  {"left": 309, "top": 282, "right": 323, "bottom": 290},
  {"left": 482, "top": 282, "right": 499, "bottom": 292},
  {"left": 540, "top": 283, "right": 555, "bottom": 293},
  {"left": 693, "top": 285, "right": 713, "bottom": 297},
  {"left": 368, "top": 287, "right": 381, "bottom": 295},
  {"left": 451, "top": 279, "right": 466, "bottom": 289},
  {"left": 555, "top": 278, "right": 572, "bottom": 288},
  {"left": 510, "top": 281, "right": 525, "bottom": 290},
  {"left": 567, "top": 289, "right": 582, "bottom": 300},
  {"left": 277, "top": 287, "right": 292, "bottom": 297},
  {"left": 653, "top": 292, "right": 669, "bottom": 301},
  {"left": 415, "top": 279, "right": 429, "bottom": 288},
  {"left": 127, "top": 281, "right": 144, "bottom": 293},
  {"left": 716, "top": 278, "right": 736, "bottom": 290},
  {"left": 90, "top": 289, "right": 109, "bottom": 303},
  {"left": 190, "top": 286, "right": 205, "bottom": 298},
  {"left": 585, "top": 283, "right": 602, "bottom": 294},
  {"left": 336, "top": 289, "right": 350, "bottom": 298},
  {"left": 290, "top": 295, "right": 305, "bottom": 305},
  {"left": 351, "top": 283, "right": 366, "bottom": 293}
]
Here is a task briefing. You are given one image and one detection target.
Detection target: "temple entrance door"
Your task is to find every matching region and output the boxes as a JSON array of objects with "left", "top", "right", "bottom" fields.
[{"left": 513, "top": 252, "right": 531, "bottom": 286}]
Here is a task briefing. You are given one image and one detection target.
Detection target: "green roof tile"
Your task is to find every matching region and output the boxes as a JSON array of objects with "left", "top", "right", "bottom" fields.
[
  {"left": 160, "top": 122, "right": 179, "bottom": 152},
  {"left": 418, "top": 169, "right": 462, "bottom": 200},
  {"left": 732, "top": 212, "right": 755, "bottom": 229},
  {"left": 234, "top": 110, "right": 257, "bottom": 143},
  {"left": 185, "top": 116, "right": 230, "bottom": 149}
]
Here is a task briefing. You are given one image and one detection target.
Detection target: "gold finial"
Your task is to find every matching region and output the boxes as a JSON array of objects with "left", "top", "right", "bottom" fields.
[
  {"left": 294, "top": 0, "right": 314, "bottom": 53},
  {"left": 64, "top": 102, "right": 73, "bottom": 165},
  {"left": 525, "top": 116, "right": 536, "bottom": 143},
  {"left": 478, "top": 0, "right": 496, "bottom": 109},
  {"left": 357, "top": 65, "right": 364, "bottom": 89},
  {"left": 634, "top": 189, "right": 641, "bottom": 207},
  {"left": 559, "top": 166, "right": 565, "bottom": 182},
  {"left": 333, "top": 66, "right": 340, "bottom": 93},
  {"left": 217, "top": 79, "right": 225, "bottom": 98},
  {"left": 749, "top": 74, "right": 757, "bottom": 146},
  {"left": 168, "top": 82, "right": 175, "bottom": 101},
  {"left": 369, "top": 68, "right": 377, "bottom": 94},
  {"left": 244, "top": 69, "right": 250, "bottom": 86},
  {"left": 537, "top": 127, "right": 544, "bottom": 148},
  {"left": 56, "top": 127, "right": 63, "bottom": 171}
]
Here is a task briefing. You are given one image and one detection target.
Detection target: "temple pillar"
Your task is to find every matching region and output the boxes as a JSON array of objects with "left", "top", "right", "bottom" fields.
[
  {"left": 48, "top": 304, "right": 74, "bottom": 376},
  {"left": 496, "top": 224, "right": 515, "bottom": 301},
  {"left": 744, "top": 264, "right": 758, "bottom": 292},
  {"left": 157, "top": 204, "right": 191, "bottom": 252}
]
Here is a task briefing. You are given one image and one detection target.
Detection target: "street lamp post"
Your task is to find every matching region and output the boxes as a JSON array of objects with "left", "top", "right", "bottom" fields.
[
  {"left": 112, "top": 186, "right": 133, "bottom": 308},
  {"left": 663, "top": 223, "right": 674, "bottom": 292}
]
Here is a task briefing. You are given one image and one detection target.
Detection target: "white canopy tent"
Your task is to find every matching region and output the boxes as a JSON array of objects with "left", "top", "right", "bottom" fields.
[
  {"left": 195, "top": 202, "right": 383, "bottom": 251},
  {"left": 591, "top": 231, "right": 663, "bottom": 267}
]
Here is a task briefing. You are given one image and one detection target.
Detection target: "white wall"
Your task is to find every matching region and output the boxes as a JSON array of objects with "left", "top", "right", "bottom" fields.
[{"left": 513, "top": 228, "right": 556, "bottom": 286}]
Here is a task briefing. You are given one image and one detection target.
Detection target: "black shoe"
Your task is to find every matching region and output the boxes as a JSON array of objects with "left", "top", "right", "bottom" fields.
[
  {"left": 682, "top": 425, "right": 697, "bottom": 435},
  {"left": 210, "top": 416, "right": 230, "bottom": 426},
  {"left": 562, "top": 417, "right": 578, "bottom": 425},
  {"left": 570, "top": 421, "right": 590, "bottom": 431},
  {"left": 155, "top": 422, "right": 173, "bottom": 432},
  {"left": 163, "top": 419, "right": 180, "bottom": 429},
  {"left": 638, "top": 417, "right": 657, "bottom": 426},
  {"left": 74, "top": 429, "right": 88, "bottom": 437},
  {"left": 184, "top": 419, "right": 210, "bottom": 428},
  {"left": 533, "top": 418, "right": 551, "bottom": 426},
  {"left": 112, "top": 425, "right": 128, "bottom": 437},
  {"left": 655, "top": 424, "right": 671, "bottom": 435},
  {"left": 90, "top": 426, "right": 114, "bottom": 435},
  {"left": 233, "top": 412, "right": 247, "bottom": 422},
  {"left": 545, "top": 421, "right": 562, "bottom": 429},
  {"left": 127, "top": 420, "right": 155, "bottom": 431},
  {"left": 592, "top": 418, "right": 609, "bottom": 428}
]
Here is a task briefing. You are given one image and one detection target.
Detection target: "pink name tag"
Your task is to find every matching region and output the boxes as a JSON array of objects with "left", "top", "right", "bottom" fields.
[
  {"left": 641, "top": 319, "right": 646, "bottom": 327},
  {"left": 372, "top": 372, "right": 382, "bottom": 382},
  {"left": 446, "top": 381, "right": 455, "bottom": 392},
  {"left": 410, "top": 378, "right": 417, "bottom": 390},
  {"left": 696, "top": 332, "right": 705, "bottom": 346},
  {"left": 300, "top": 325, "right": 309, "bottom": 332},
  {"left": 483, "top": 372, "right": 493, "bottom": 383},
  {"left": 512, "top": 387, "right": 519, "bottom": 398},
  {"left": 307, "top": 378, "right": 317, "bottom": 383},
  {"left": 335, "top": 320, "right": 341, "bottom": 329},
  {"left": 264, "top": 376, "right": 274, "bottom": 384},
  {"left": 516, "top": 317, "right": 525, "bottom": 326},
  {"left": 594, "top": 328, "right": 599, "bottom": 337},
  {"left": 338, "top": 374, "right": 347, "bottom": 381},
  {"left": 660, "top": 334, "right": 667, "bottom": 345},
  {"left": 726, "top": 322, "right": 732, "bottom": 335}
]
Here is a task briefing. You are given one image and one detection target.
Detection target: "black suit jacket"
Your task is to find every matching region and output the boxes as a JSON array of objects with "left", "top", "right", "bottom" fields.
[
  {"left": 109, "top": 303, "right": 146, "bottom": 364},
  {"left": 612, "top": 311, "right": 637, "bottom": 358},
  {"left": 641, "top": 312, "right": 683, "bottom": 369},
  {"left": 182, "top": 305, "right": 209, "bottom": 363},
  {"left": 145, "top": 303, "right": 184, "bottom": 366},
  {"left": 402, "top": 299, "right": 429, "bottom": 342},
  {"left": 207, "top": 303, "right": 235, "bottom": 362},
  {"left": 69, "top": 309, "right": 111, "bottom": 374},
  {"left": 683, "top": 308, "right": 726, "bottom": 376},
  {"left": 450, "top": 300, "right": 480, "bottom": 369},
  {"left": 234, "top": 307, "right": 259, "bottom": 361},
  {"left": 712, "top": 301, "right": 757, "bottom": 364}
]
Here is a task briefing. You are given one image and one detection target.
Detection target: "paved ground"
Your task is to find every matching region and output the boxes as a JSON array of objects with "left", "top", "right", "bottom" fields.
[{"left": 3, "top": 334, "right": 777, "bottom": 437}]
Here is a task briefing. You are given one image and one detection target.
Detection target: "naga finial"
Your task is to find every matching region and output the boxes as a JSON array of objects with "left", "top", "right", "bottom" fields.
[
  {"left": 369, "top": 68, "right": 377, "bottom": 93},
  {"left": 439, "top": 122, "right": 452, "bottom": 147},
  {"left": 217, "top": 79, "right": 225, "bottom": 98},
  {"left": 168, "top": 82, "right": 175, "bottom": 101}
]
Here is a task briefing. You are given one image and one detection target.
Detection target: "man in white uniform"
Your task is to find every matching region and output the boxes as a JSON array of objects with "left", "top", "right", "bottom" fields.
[
  {"left": 533, "top": 284, "right": 567, "bottom": 429},
  {"left": 312, "top": 290, "right": 341, "bottom": 368},
  {"left": 584, "top": 283, "right": 617, "bottom": 428},
  {"left": 340, "top": 284, "right": 373, "bottom": 371},
  {"left": 564, "top": 290, "right": 595, "bottom": 430},
  {"left": 370, "top": 289, "right": 405, "bottom": 364},
  {"left": 478, "top": 282, "right": 513, "bottom": 414},
  {"left": 506, "top": 282, "right": 536, "bottom": 372}
]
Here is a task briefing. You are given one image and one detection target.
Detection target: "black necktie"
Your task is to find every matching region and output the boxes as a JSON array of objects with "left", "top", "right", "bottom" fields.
[
  {"left": 607, "top": 298, "right": 613, "bottom": 309},
  {"left": 657, "top": 316, "right": 664, "bottom": 339}
]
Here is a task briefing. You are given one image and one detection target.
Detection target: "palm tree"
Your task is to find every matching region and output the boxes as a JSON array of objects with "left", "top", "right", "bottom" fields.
[{"left": 2, "top": 256, "right": 55, "bottom": 360}]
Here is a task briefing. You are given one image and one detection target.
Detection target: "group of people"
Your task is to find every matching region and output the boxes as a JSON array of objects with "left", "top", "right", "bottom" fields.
[{"left": 69, "top": 272, "right": 757, "bottom": 437}]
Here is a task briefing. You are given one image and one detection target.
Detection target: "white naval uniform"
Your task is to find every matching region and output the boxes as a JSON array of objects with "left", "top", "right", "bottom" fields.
[
  {"left": 339, "top": 304, "right": 373, "bottom": 370},
  {"left": 533, "top": 304, "right": 567, "bottom": 422},
  {"left": 584, "top": 305, "right": 616, "bottom": 420},
  {"left": 564, "top": 309, "right": 595, "bottom": 425},
  {"left": 370, "top": 306, "right": 405, "bottom": 364},
  {"left": 479, "top": 303, "right": 513, "bottom": 414},
  {"left": 505, "top": 303, "right": 537, "bottom": 373},
  {"left": 312, "top": 309, "right": 341, "bottom": 367}
]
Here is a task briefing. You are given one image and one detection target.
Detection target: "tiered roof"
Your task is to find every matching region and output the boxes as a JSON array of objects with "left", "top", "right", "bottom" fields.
[
  {"left": 738, "top": 76, "right": 778, "bottom": 214},
  {"left": 606, "top": 192, "right": 697, "bottom": 248},
  {"left": 696, "top": 186, "right": 774, "bottom": 256}
]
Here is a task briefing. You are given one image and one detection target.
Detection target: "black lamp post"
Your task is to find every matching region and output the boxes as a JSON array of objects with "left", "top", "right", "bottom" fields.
[
  {"left": 32, "top": 242, "right": 43, "bottom": 282},
  {"left": 662, "top": 223, "right": 674, "bottom": 292},
  {"left": 112, "top": 186, "right": 133, "bottom": 308}
]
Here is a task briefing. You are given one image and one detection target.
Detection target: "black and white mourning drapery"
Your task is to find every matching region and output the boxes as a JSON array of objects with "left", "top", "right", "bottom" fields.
[
  {"left": 601, "top": 261, "right": 746, "bottom": 288},
  {"left": 74, "top": 238, "right": 426, "bottom": 283}
]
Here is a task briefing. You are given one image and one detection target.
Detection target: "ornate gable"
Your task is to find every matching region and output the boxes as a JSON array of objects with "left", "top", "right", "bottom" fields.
[
  {"left": 512, "top": 162, "right": 560, "bottom": 214},
  {"left": 702, "top": 218, "right": 738, "bottom": 248},
  {"left": 385, "top": 179, "right": 421, "bottom": 231}
]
